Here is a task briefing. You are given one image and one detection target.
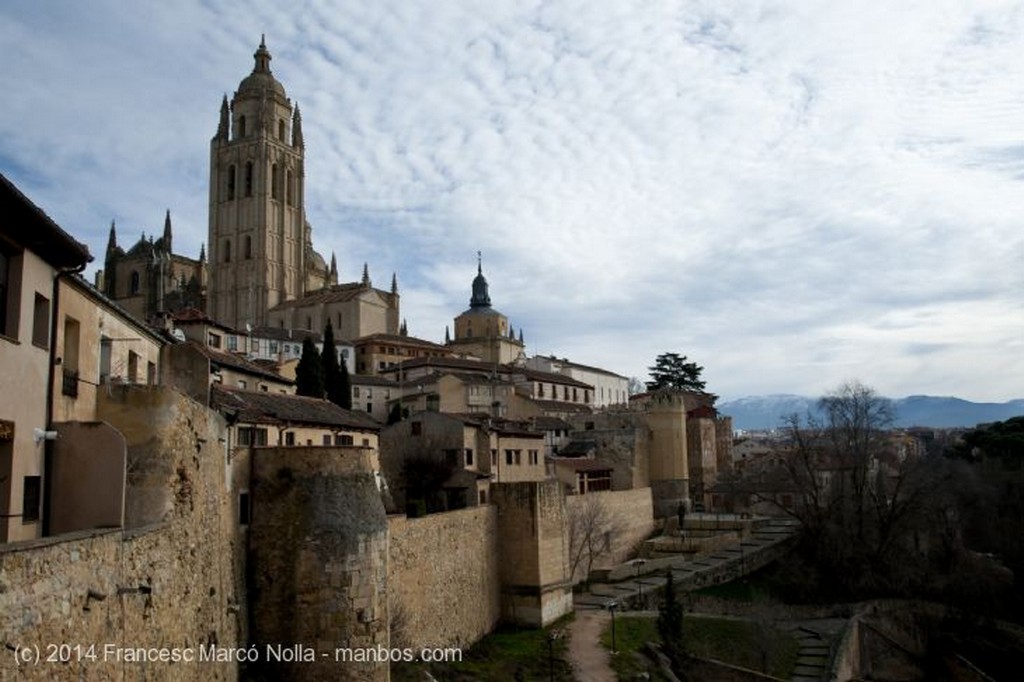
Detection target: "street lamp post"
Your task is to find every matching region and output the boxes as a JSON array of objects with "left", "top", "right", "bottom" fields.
[
  {"left": 606, "top": 600, "right": 619, "bottom": 655},
  {"left": 546, "top": 629, "right": 562, "bottom": 682},
  {"left": 630, "top": 558, "right": 648, "bottom": 607}
]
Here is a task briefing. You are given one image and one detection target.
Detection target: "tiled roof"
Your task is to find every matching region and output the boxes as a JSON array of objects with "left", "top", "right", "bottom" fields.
[
  {"left": 249, "top": 326, "right": 324, "bottom": 343},
  {"left": 211, "top": 385, "right": 380, "bottom": 431},
  {"left": 185, "top": 340, "right": 290, "bottom": 383},
  {"left": 549, "top": 457, "right": 613, "bottom": 473},
  {"left": 1, "top": 172, "right": 92, "bottom": 268},
  {"left": 268, "top": 282, "right": 390, "bottom": 310},
  {"left": 354, "top": 333, "right": 448, "bottom": 351},
  {"left": 530, "top": 416, "right": 574, "bottom": 431}
]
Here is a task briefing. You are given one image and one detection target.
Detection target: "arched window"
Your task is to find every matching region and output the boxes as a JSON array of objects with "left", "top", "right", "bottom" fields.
[
  {"left": 130, "top": 271, "right": 140, "bottom": 295},
  {"left": 227, "top": 165, "right": 236, "bottom": 200},
  {"left": 286, "top": 170, "right": 293, "bottom": 205},
  {"left": 244, "top": 236, "right": 252, "bottom": 259},
  {"left": 278, "top": 120, "right": 286, "bottom": 141},
  {"left": 238, "top": 115, "right": 247, "bottom": 139},
  {"left": 244, "top": 162, "right": 253, "bottom": 197},
  {"left": 224, "top": 240, "right": 232, "bottom": 263},
  {"left": 271, "top": 163, "right": 280, "bottom": 199}
]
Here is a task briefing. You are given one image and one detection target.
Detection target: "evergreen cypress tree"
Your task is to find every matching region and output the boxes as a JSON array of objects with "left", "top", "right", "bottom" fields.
[
  {"left": 295, "top": 337, "right": 324, "bottom": 398},
  {"left": 339, "top": 355, "right": 353, "bottom": 410},
  {"left": 657, "top": 568, "right": 684, "bottom": 666},
  {"left": 322, "top": 321, "right": 346, "bottom": 407}
]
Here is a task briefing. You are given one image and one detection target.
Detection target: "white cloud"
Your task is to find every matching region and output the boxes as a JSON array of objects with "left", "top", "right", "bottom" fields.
[{"left": 1, "top": 0, "right": 1022, "bottom": 402}]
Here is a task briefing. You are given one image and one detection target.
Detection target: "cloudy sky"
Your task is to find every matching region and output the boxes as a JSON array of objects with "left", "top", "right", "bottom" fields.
[{"left": 2, "top": 0, "right": 1022, "bottom": 402}]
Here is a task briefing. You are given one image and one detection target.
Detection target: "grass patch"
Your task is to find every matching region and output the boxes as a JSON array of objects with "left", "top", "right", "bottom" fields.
[
  {"left": 391, "top": 617, "right": 574, "bottom": 682},
  {"left": 602, "top": 614, "right": 800, "bottom": 680}
]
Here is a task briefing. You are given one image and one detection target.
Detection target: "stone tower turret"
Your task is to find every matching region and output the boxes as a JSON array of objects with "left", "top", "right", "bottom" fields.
[{"left": 208, "top": 37, "right": 308, "bottom": 330}]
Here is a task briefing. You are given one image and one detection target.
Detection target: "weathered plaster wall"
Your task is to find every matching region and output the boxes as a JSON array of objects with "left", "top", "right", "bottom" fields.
[{"left": 387, "top": 506, "right": 500, "bottom": 650}]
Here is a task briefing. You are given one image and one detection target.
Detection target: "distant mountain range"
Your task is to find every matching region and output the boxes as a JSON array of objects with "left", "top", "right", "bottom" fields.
[{"left": 718, "top": 394, "right": 1024, "bottom": 431}]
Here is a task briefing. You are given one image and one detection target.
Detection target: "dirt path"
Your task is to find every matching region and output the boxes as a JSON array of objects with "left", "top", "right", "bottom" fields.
[{"left": 566, "top": 608, "right": 616, "bottom": 681}]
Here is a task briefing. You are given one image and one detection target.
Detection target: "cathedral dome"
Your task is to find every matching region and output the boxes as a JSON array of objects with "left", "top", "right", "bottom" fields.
[{"left": 236, "top": 37, "right": 286, "bottom": 99}]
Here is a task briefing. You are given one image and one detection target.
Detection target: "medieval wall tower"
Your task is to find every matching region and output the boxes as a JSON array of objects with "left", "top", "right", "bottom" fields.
[{"left": 208, "top": 38, "right": 319, "bottom": 330}]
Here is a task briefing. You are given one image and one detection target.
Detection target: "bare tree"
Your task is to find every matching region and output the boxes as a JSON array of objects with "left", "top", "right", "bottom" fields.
[{"left": 566, "top": 494, "right": 626, "bottom": 583}]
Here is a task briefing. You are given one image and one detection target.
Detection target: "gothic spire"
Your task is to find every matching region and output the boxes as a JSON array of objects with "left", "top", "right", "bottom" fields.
[
  {"left": 292, "top": 104, "right": 304, "bottom": 148},
  {"left": 106, "top": 220, "right": 117, "bottom": 254},
  {"left": 361, "top": 262, "right": 371, "bottom": 288},
  {"left": 199, "top": 243, "right": 206, "bottom": 263},
  {"left": 518, "top": 328, "right": 524, "bottom": 343},
  {"left": 329, "top": 252, "right": 338, "bottom": 280},
  {"left": 162, "top": 209, "right": 172, "bottom": 252},
  {"left": 391, "top": 272, "right": 398, "bottom": 295},
  {"left": 400, "top": 319, "right": 408, "bottom": 336},
  {"left": 216, "top": 95, "right": 230, "bottom": 140},
  {"left": 445, "top": 325, "right": 451, "bottom": 344}
]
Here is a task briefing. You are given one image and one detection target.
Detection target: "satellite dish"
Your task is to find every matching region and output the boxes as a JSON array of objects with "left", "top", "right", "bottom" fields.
[
  {"left": 245, "top": 323, "right": 252, "bottom": 333},
  {"left": 171, "top": 328, "right": 186, "bottom": 342}
]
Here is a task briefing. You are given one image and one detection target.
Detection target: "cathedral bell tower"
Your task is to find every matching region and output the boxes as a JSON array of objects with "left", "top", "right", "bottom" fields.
[{"left": 208, "top": 37, "right": 307, "bottom": 330}]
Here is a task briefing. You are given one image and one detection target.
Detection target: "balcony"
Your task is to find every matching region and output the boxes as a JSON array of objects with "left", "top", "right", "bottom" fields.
[{"left": 61, "top": 368, "right": 79, "bottom": 398}]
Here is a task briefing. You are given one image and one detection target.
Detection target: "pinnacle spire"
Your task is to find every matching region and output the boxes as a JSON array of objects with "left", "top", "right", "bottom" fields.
[
  {"left": 391, "top": 272, "right": 398, "bottom": 295},
  {"left": 254, "top": 35, "right": 272, "bottom": 74},
  {"left": 470, "top": 252, "right": 491, "bottom": 308},
  {"left": 106, "top": 220, "right": 117, "bottom": 253},
  {"left": 199, "top": 243, "right": 206, "bottom": 263},
  {"left": 216, "top": 95, "right": 230, "bottom": 140},
  {"left": 329, "top": 252, "right": 338, "bottom": 280},
  {"left": 292, "top": 104, "right": 304, "bottom": 148},
  {"left": 361, "top": 262, "right": 371, "bottom": 287},
  {"left": 162, "top": 209, "right": 172, "bottom": 251}
]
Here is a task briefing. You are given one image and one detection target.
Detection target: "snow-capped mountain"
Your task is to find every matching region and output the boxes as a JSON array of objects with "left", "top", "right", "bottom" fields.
[{"left": 718, "top": 394, "right": 1024, "bottom": 431}]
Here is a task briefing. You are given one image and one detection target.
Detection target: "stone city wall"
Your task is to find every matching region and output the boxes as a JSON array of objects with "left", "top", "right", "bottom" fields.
[
  {"left": 566, "top": 487, "right": 655, "bottom": 578},
  {"left": 0, "top": 386, "right": 241, "bottom": 681},
  {"left": 248, "top": 446, "right": 388, "bottom": 682},
  {"left": 387, "top": 506, "right": 500, "bottom": 650}
]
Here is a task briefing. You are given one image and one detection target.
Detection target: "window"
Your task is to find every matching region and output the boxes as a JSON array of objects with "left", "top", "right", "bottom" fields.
[
  {"left": 0, "top": 248, "right": 12, "bottom": 337},
  {"left": 127, "top": 351, "right": 139, "bottom": 383},
  {"left": 227, "top": 165, "right": 236, "bottom": 200},
  {"left": 31, "top": 293, "right": 49, "bottom": 348},
  {"left": 22, "top": 476, "right": 41, "bottom": 522},
  {"left": 269, "top": 340, "right": 278, "bottom": 354},
  {"left": 227, "top": 335, "right": 237, "bottom": 351},
  {"left": 411, "top": 421, "right": 422, "bottom": 436},
  {"left": 505, "top": 450, "right": 513, "bottom": 465},
  {"left": 353, "top": 387, "right": 360, "bottom": 398},
  {"left": 147, "top": 361, "right": 156, "bottom": 385},
  {"left": 323, "top": 434, "right": 331, "bottom": 445},
  {"left": 245, "top": 235, "right": 252, "bottom": 259},
  {"left": 286, "top": 170, "right": 293, "bottom": 204},
  {"left": 284, "top": 432, "right": 295, "bottom": 446},
  {"left": 479, "top": 490, "right": 487, "bottom": 504},
  {"left": 224, "top": 240, "right": 231, "bottom": 263},
  {"left": 466, "top": 448, "right": 474, "bottom": 466},
  {"left": 271, "top": 163, "right": 280, "bottom": 199},
  {"left": 335, "top": 434, "right": 354, "bottom": 446},
  {"left": 491, "top": 449, "right": 497, "bottom": 466},
  {"left": 529, "top": 450, "right": 539, "bottom": 465},
  {"left": 129, "top": 271, "right": 140, "bottom": 295},
  {"left": 238, "top": 115, "right": 247, "bottom": 138},
  {"left": 278, "top": 119, "right": 286, "bottom": 141},
  {"left": 238, "top": 427, "right": 268, "bottom": 446},
  {"left": 537, "top": 383, "right": 544, "bottom": 398},
  {"left": 362, "top": 438, "right": 369, "bottom": 447},
  {"left": 245, "top": 162, "right": 253, "bottom": 197},
  {"left": 62, "top": 316, "right": 81, "bottom": 396},
  {"left": 208, "top": 332, "right": 221, "bottom": 348},
  {"left": 514, "top": 450, "right": 521, "bottom": 465},
  {"left": 238, "top": 491, "right": 251, "bottom": 525},
  {"left": 238, "top": 379, "right": 247, "bottom": 389},
  {"left": 366, "top": 403, "right": 372, "bottom": 413}
]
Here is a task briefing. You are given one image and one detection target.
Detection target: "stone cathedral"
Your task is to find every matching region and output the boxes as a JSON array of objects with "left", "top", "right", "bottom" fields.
[
  {"left": 97, "top": 38, "right": 401, "bottom": 340},
  {"left": 207, "top": 36, "right": 333, "bottom": 330}
]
